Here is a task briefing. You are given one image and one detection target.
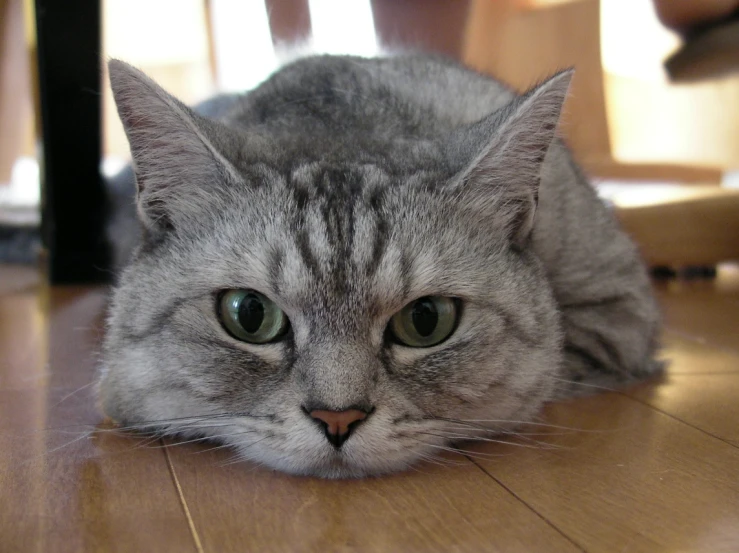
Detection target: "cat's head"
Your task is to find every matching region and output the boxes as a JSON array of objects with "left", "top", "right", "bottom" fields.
[{"left": 100, "top": 58, "right": 570, "bottom": 478}]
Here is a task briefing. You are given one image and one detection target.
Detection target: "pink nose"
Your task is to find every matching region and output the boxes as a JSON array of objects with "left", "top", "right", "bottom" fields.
[{"left": 309, "top": 409, "right": 370, "bottom": 448}]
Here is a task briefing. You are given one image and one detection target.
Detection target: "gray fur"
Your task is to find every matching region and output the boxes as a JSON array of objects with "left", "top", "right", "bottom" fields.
[{"left": 99, "top": 54, "right": 660, "bottom": 478}]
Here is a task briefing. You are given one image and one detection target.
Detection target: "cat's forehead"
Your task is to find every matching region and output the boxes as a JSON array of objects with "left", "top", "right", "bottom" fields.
[
  {"left": 277, "top": 164, "right": 401, "bottom": 307},
  {"left": 177, "top": 159, "right": 496, "bottom": 330},
  {"left": 286, "top": 161, "right": 389, "bottom": 197},
  {"left": 215, "top": 163, "right": 435, "bottom": 318}
]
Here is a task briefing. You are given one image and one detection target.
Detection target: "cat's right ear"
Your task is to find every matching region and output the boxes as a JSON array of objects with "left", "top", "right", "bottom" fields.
[{"left": 108, "top": 59, "right": 241, "bottom": 233}]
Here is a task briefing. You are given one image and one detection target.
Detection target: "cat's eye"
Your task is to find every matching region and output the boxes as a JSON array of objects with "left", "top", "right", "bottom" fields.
[
  {"left": 389, "top": 296, "right": 458, "bottom": 348},
  {"left": 218, "top": 290, "right": 289, "bottom": 344}
]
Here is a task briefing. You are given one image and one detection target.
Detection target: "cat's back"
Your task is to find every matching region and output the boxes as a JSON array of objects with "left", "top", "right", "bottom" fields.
[{"left": 225, "top": 55, "right": 517, "bottom": 140}]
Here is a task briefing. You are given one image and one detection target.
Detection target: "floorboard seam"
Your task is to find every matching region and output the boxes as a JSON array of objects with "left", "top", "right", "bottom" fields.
[
  {"left": 618, "top": 393, "right": 739, "bottom": 450},
  {"left": 466, "top": 457, "right": 588, "bottom": 553},
  {"left": 163, "top": 441, "right": 205, "bottom": 553}
]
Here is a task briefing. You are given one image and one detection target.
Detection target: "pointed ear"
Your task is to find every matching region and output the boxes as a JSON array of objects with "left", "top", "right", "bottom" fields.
[
  {"left": 108, "top": 59, "right": 240, "bottom": 233},
  {"left": 447, "top": 69, "right": 573, "bottom": 247}
]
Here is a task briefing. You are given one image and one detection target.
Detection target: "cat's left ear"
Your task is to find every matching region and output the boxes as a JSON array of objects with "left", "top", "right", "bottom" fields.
[{"left": 446, "top": 69, "right": 573, "bottom": 247}]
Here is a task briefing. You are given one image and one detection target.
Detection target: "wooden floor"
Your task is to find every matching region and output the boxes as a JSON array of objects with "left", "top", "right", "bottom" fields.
[{"left": 1, "top": 264, "right": 738, "bottom": 553}]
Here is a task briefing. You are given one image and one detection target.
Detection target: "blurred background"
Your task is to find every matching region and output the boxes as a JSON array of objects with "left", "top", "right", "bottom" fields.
[{"left": 1, "top": 0, "right": 738, "bottom": 273}]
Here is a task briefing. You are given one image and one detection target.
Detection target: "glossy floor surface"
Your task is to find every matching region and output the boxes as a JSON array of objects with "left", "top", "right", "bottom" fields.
[{"left": 1, "top": 264, "right": 738, "bottom": 552}]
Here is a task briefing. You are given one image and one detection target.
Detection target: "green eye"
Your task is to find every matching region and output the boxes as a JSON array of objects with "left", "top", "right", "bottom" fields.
[
  {"left": 389, "top": 296, "right": 458, "bottom": 348},
  {"left": 218, "top": 290, "right": 289, "bottom": 344}
]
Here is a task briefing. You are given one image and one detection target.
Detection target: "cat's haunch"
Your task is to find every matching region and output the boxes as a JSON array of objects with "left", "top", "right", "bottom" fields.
[{"left": 99, "top": 54, "right": 660, "bottom": 478}]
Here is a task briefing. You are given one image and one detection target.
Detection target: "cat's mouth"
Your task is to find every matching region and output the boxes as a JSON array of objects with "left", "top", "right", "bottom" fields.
[{"left": 289, "top": 435, "right": 385, "bottom": 478}]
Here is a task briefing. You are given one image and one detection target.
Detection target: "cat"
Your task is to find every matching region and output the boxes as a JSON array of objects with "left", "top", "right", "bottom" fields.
[{"left": 99, "top": 54, "right": 661, "bottom": 478}]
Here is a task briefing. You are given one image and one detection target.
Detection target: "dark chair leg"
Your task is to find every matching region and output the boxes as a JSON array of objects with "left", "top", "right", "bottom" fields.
[{"left": 35, "top": 0, "right": 110, "bottom": 283}]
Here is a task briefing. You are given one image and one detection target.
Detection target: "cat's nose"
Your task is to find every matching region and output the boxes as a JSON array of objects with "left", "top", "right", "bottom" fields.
[{"left": 306, "top": 407, "right": 372, "bottom": 448}]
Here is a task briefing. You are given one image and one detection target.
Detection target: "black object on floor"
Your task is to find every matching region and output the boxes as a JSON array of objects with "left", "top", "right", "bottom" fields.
[
  {"left": 680, "top": 265, "right": 718, "bottom": 279},
  {"left": 651, "top": 266, "right": 678, "bottom": 280},
  {"left": 650, "top": 265, "right": 718, "bottom": 280}
]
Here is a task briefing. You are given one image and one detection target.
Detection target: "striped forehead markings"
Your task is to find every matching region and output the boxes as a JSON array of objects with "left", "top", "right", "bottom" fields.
[{"left": 287, "top": 164, "right": 393, "bottom": 283}]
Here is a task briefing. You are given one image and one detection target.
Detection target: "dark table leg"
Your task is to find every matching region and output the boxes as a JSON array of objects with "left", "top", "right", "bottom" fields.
[{"left": 35, "top": 0, "right": 110, "bottom": 283}]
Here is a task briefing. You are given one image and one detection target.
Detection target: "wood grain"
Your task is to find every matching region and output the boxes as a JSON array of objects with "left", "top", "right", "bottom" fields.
[
  {"left": 656, "top": 265, "right": 739, "bottom": 353},
  {"left": 0, "top": 404, "right": 197, "bottom": 553},
  {"left": 0, "top": 269, "right": 196, "bottom": 553},
  {"left": 660, "top": 331, "right": 739, "bottom": 374},
  {"left": 164, "top": 446, "right": 580, "bottom": 553},
  {"left": 626, "top": 372, "right": 739, "bottom": 445},
  {"left": 469, "top": 393, "right": 739, "bottom": 553}
]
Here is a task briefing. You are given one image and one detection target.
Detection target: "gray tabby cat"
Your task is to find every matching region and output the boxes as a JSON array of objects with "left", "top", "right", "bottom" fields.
[{"left": 99, "top": 54, "right": 661, "bottom": 478}]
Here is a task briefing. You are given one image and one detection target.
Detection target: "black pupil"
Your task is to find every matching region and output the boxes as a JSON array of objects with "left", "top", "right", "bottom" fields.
[
  {"left": 412, "top": 298, "right": 438, "bottom": 337},
  {"left": 238, "top": 294, "right": 265, "bottom": 333}
]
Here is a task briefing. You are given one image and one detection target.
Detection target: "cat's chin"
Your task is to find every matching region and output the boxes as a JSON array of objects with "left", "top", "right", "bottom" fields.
[
  {"left": 298, "top": 463, "right": 397, "bottom": 480},
  {"left": 284, "top": 461, "right": 412, "bottom": 480},
  {"left": 243, "top": 445, "right": 418, "bottom": 479}
]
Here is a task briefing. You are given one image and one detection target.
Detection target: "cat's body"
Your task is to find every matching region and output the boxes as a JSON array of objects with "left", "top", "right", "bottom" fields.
[{"left": 101, "top": 54, "right": 660, "bottom": 478}]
